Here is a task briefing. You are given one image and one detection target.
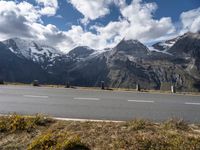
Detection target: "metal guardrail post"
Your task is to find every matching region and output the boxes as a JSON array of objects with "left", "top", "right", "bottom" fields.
[
  {"left": 171, "top": 85, "right": 176, "bottom": 93},
  {"left": 101, "top": 81, "right": 105, "bottom": 90},
  {"left": 136, "top": 83, "right": 141, "bottom": 91},
  {"left": 32, "top": 80, "right": 39, "bottom": 86},
  {"left": 65, "top": 81, "right": 70, "bottom": 88},
  {"left": 0, "top": 79, "right": 4, "bottom": 85}
]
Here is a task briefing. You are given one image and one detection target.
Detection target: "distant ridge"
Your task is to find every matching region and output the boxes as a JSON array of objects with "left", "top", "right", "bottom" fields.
[{"left": 0, "top": 32, "right": 200, "bottom": 92}]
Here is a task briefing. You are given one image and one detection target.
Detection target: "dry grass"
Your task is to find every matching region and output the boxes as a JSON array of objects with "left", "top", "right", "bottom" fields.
[{"left": 0, "top": 115, "right": 200, "bottom": 149}]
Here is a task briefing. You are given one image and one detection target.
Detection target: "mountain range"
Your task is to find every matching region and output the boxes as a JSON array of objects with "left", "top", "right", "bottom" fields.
[{"left": 0, "top": 32, "right": 200, "bottom": 92}]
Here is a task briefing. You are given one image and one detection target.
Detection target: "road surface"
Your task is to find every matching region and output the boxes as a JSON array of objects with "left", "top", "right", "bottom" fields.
[{"left": 0, "top": 85, "right": 200, "bottom": 122}]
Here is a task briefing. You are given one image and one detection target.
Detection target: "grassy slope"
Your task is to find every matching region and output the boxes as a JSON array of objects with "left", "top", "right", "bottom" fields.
[{"left": 1, "top": 115, "right": 200, "bottom": 150}]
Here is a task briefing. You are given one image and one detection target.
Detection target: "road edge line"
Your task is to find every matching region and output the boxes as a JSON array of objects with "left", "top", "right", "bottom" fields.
[{"left": 0, "top": 114, "right": 124, "bottom": 123}]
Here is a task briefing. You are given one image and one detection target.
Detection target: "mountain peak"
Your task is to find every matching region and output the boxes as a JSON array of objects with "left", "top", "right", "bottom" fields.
[
  {"left": 114, "top": 38, "right": 149, "bottom": 55},
  {"left": 3, "top": 37, "right": 62, "bottom": 63},
  {"left": 182, "top": 31, "right": 200, "bottom": 40},
  {"left": 118, "top": 38, "right": 141, "bottom": 46},
  {"left": 168, "top": 32, "right": 200, "bottom": 57},
  {"left": 68, "top": 46, "right": 95, "bottom": 59}
]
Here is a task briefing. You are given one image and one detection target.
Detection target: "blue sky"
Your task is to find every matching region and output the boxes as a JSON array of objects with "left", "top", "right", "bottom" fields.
[
  {"left": 0, "top": 0, "right": 200, "bottom": 52},
  {"left": 41, "top": 0, "right": 199, "bottom": 30}
]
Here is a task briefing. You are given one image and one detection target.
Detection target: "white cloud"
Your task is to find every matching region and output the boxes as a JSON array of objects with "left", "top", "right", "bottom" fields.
[
  {"left": 63, "top": 0, "right": 175, "bottom": 50},
  {"left": 0, "top": 0, "right": 199, "bottom": 53},
  {"left": 0, "top": 0, "right": 176, "bottom": 52},
  {"left": 0, "top": 1, "right": 40, "bottom": 39},
  {"left": 68, "top": 0, "right": 125, "bottom": 24},
  {"left": 0, "top": 0, "right": 71, "bottom": 52},
  {"left": 36, "top": 0, "right": 58, "bottom": 16},
  {"left": 55, "top": 14, "right": 63, "bottom": 18},
  {"left": 180, "top": 7, "right": 200, "bottom": 33},
  {"left": 92, "top": 0, "right": 175, "bottom": 47},
  {"left": 119, "top": 0, "right": 175, "bottom": 41},
  {"left": 0, "top": 1, "right": 40, "bottom": 22},
  {"left": 65, "top": 25, "right": 107, "bottom": 49}
]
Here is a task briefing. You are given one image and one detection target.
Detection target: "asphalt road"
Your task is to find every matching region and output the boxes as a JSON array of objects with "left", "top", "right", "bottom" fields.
[{"left": 0, "top": 85, "right": 200, "bottom": 122}]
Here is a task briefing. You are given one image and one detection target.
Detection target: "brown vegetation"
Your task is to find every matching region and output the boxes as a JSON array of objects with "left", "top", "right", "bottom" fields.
[{"left": 0, "top": 115, "right": 200, "bottom": 149}]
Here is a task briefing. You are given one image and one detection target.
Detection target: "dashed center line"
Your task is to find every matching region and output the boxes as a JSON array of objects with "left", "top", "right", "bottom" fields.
[
  {"left": 185, "top": 102, "right": 200, "bottom": 106},
  {"left": 23, "top": 95, "right": 49, "bottom": 99},
  {"left": 73, "top": 97, "right": 100, "bottom": 101},
  {"left": 128, "top": 100, "right": 155, "bottom": 103}
]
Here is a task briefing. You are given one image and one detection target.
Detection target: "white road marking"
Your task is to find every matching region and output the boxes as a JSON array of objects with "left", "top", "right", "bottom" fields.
[
  {"left": 128, "top": 100, "right": 155, "bottom": 103},
  {"left": 73, "top": 97, "right": 100, "bottom": 101},
  {"left": 185, "top": 102, "right": 200, "bottom": 106},
  {"left": 54, "top": 117, "right": 123, "bottom": 122},
  {"left": 0, "top": 114, "right": 123, "bottom": 122},
  {"left": 23, "top": 95, "right": 49, "bottom": 99}
]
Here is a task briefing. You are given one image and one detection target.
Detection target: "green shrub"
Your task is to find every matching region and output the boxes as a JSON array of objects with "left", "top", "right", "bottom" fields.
[
  {"left": 0, "top": 118, "right": 8, "bottom": 132},
  {"left": 0, "top": 114, "right": 54, "bottom": 133},
  {"left": 162, "top": 118, "right": 189, "bottom": 130},
  {"left": 126, "top": 119, "right": 150, "bottom": 131},
  {"left": 28, "top": 133, "right": 57, "bottom": 150},
  {"left": 29, "top": 132, "right": 90, "bottom": 150},
  {"left": 33, "top": 114, "right": 54, "bottom": 126},
  {"left": 134, "top": 134, "right": 169, "bottom": 150},
  {"left": 163, "top": 131, "right": 200, "bottom": 149},
  {"left": 9, "top": 114, "right": 28, "bottom": 131},
  {"left": 8, "top": 114, "right": 36, "bottom": 132}
]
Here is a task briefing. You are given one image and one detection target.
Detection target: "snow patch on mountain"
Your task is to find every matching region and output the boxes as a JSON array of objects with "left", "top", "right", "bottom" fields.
[
  {"left": 3, "top": 38, "right": 63, "bottom": 63},
  {"left": 148, "top": 46, "right": 172, "bottom": 55}
]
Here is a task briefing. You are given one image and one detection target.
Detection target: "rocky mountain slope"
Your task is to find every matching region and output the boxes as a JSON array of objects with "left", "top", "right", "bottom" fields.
[
  {"left": 0, "top": 32, "right": 200, "bottom": 91},
  {"left": 0, "top": 42, "right": 52, "bottom": 83},
  {"left": 3, "top": 38, "right": 63, "bottom": 69}
]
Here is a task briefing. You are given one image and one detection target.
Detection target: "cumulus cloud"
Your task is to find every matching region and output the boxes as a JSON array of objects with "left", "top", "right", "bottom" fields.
[
  {"left": 0, "top": 0, "right": 71, "bottom": 51},
  {"left": 0, "top": 0, "right": 199, "bottom": 53},
  {"left": 0, "top": 1, "right": 39, "bottom": 39},
  {"left": 0, "top": 1, "right": 40, "bottom": 22},
  {"left": 68, "top": 0, "right": 125, "bottom": 24},
  {"left": 92, "top": 0, "right": 175, "bottom": 46},
  {"left": 36, "top": 0, "right": 58, "bottom": 16},
  {"left": 63, "top": 0, "right": 175, "bottom": 50},
  {"left": 65, "top": 25, "right": 109, "bottom": 50},
  {"left": 180, "top": 7, "right": 200, "bottom": 33},
  {"left": 119, "top": 0, "right": 175, "bottom": 40}
]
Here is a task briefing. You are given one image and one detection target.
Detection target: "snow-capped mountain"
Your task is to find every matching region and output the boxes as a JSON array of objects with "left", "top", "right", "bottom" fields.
[
  {"left": 168, "top": 32, "right": 200, "bottom": 57},
  {"left": 151, "top": 37, "right": 179, "bottom": 53},
  {"left": 0, "top": 41, "right": 51, "bottom": 83},
  {"left": 115, "top": 39, "right": 149, "bottom": 54},
  {"left": 0, "top": 32, "right": 200, "bottom": 91},
  {"left": 3, "top": 38, "right": 63, "bottom": 63},
  {"left": 68, "top": 46, "right": 95, "bottom": 61}
]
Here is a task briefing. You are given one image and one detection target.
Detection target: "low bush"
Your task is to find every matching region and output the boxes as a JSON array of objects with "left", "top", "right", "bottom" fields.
[
  {"left": 125, "top": 119, "right": 151, "bottom": 131},
  {"left": 162, "top": 118, "right": 189, "bottom": 130},
  {"left": 9, "top": 114, "right": 32, "bottom": 131},
  {"left": 28, "top": 133, "right": 57, "bottom": 150},
  {"left": 28, "top": 132, "right": 90, "bottom": 150},
  {"left": 33, "top": 114, "right": 54, "bottom": 126},
  {"left": 0, "top": 114, "right": 53, "bottom": 133},
  {"left": 134, "top": 134, "right": 170, "bottom": 150},
  {"left": 0, "top": 117, "right": 8, "bottom": 132}
]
